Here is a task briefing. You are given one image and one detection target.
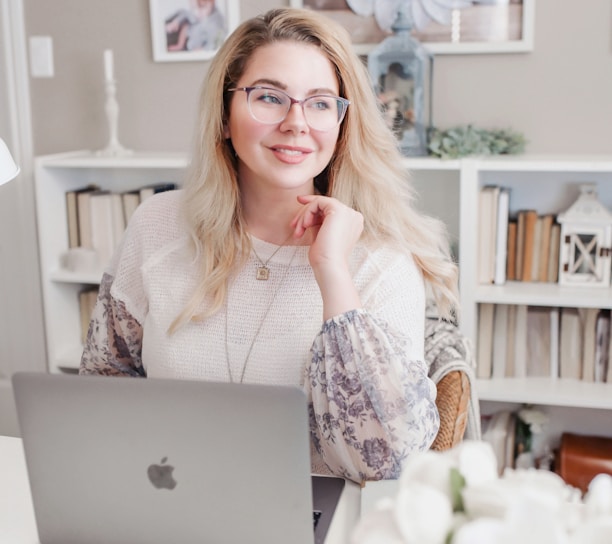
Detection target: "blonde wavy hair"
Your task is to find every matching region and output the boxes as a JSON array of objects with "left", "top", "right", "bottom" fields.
[{"left": 171, "top": 7, "right": 458, "bottom": 332}]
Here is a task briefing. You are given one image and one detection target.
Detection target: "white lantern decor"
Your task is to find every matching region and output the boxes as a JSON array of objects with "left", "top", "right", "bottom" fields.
[{"left": 557, "top": 183, "right": 612, "bottom": 287}]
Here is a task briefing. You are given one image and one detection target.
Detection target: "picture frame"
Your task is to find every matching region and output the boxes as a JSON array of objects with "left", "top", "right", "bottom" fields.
[
  {"left": 290, "top": 0, "right": 534, "bottom": 55},
  {"left": 149, "top": 0, "right": 240, "bottom": 62}
]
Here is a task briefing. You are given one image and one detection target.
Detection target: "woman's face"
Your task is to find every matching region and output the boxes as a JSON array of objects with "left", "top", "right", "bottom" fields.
[{"left": 225, "top": 41, "right": 342, "bottom": 196}]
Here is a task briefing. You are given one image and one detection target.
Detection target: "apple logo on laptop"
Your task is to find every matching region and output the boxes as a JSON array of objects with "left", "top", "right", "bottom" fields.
[{"left": 147, "top": 457, "right": 177, "bottom": 490}]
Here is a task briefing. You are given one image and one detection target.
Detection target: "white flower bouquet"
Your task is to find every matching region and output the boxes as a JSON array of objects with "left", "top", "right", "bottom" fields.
[{"left": 352, "top": 440, "right": 612, "bottom": 544}]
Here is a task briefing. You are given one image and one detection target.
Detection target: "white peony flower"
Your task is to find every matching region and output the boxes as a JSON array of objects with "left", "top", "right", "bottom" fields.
[
  {"left": 398, "top": 449, "right": 457, "bottom": 500},
  {"left": 584, "top": 474, "right": 612, "bottom": 519},
  {"left": 569, "top": 518, "right": 612, "bottom": 544},
  {"left": 502, "top": 488, "right": 571, "bottom": 544},
  {"left": 453, "top": 440, "right": 498, "bottom": 487},
  {"left": 351, "top": 439, "right": 612, "bottom": 544},
  {"left": 394, "top": 482, "right": 453, "bottom": 544},
  {"left": 350, "top": 502, "right": 406, "bottom": 544},
  {"left": 452, "top": 517, "right": 505, "bottom": 544},
  {"left": 462, "top": 468, "right": 576, "bottom": 523}
]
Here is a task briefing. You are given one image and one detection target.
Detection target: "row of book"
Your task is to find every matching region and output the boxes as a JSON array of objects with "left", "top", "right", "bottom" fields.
[
  {"left": 479, "top": 185, "right": 561, "bottom": 285},
  {"left": 477, "top": 303, "right": 612, "bottom": 383},
  {"left": 65, "top": 182, "right": 177, "bottom": 268}
]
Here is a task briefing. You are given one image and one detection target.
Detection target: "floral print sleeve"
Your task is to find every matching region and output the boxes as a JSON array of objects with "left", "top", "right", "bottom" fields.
[
  {"left": 79, "top": 272, "right": 146, "bottom": 377},
  {"left": 306, "top": 309, "right": 439, "bottom": 483}
]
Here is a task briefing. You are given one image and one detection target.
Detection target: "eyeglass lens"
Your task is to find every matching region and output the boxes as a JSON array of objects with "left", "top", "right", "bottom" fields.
[{"left": 246, "top": 87, "right": 347, "bottom": 131}]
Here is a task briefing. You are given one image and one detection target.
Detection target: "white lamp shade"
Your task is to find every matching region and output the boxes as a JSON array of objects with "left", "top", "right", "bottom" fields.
[{"left": 0, "top": 137, "right": 20, "bottom": 185}]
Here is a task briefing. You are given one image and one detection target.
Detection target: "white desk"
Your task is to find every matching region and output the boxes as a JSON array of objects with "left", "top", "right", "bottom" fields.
[
  {"left": 0, "top": 437, "right": 38, "bottom": 544},
  {"left": 0, "top": 436, "right": 361, "bottom": 544}
]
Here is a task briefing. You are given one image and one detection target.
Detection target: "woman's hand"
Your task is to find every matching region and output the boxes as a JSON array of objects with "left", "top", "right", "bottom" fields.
[{"left": 291, "top": 195, "right": 364, "bottom": 319}]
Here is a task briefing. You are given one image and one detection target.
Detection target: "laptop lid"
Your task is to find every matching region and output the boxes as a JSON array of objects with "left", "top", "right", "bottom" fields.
[{"left": 13, "top": 372, "right": 339, "bottom": 544}]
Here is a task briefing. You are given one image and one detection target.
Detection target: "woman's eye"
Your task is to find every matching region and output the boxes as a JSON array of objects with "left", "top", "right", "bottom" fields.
[
  {"left": 259, "top": 92, "right": 284, "bottom": 105},
  {"left": 309, "top": 98, "right": 333, "bottom": 111}
]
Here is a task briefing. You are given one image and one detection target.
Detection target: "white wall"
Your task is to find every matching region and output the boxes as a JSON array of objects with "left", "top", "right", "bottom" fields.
[
  {"left": 0, "top": 0, "right": 46, "bottom": 437},
  {"left": 21, "top": 0, "right": 612, "bottom": 156}
]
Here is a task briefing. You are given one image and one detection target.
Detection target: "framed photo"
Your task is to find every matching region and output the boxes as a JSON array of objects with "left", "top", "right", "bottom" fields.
[
  {"left": 290, "top": 0, "right": 534, "bottom": 55},
  {"left": 149, "top": 0, "right": 240, "bottom": 62}
]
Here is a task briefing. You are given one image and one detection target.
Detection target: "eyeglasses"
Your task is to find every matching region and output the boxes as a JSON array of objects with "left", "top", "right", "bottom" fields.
[{"left": 227, "top": 86, "right": 350, "bottom": 132}]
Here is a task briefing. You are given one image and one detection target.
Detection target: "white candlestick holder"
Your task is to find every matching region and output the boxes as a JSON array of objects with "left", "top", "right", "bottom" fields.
[{"left": 97, "top": 78, "right": 133, "bottom": 157}]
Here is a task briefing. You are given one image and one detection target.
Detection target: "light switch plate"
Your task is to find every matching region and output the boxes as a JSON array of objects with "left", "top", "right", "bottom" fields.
[{"left": 29, "top": 36, "right": 54, "bottom": 78}]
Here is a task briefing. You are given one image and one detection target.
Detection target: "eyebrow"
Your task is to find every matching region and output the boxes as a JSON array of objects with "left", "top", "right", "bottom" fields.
[{"left": 249, "top": 78, "right": 339, "bottom": 96}]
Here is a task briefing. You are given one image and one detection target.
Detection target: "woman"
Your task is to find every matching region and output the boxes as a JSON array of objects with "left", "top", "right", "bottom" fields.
[{"left": 81, "top": 8, "right": 459, "bottom": 483}]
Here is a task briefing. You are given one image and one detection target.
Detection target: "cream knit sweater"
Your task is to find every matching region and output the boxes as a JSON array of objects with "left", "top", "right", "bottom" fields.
[{"left": 82, "top": 190, "right": 439, "bottom": 481}]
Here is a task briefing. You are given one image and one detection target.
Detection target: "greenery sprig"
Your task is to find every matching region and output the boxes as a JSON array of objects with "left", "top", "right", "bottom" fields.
[{"left": 428, "top": 125, "right": 527, "bottom": 159}]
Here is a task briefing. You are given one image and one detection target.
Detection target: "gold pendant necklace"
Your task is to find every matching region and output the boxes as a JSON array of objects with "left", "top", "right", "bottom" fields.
[
  {"left": 251, "top": 233, "right": 294, "bottom": 280},
  {"left": 225, "top": 246, "right": 299, "bottom": 383}
]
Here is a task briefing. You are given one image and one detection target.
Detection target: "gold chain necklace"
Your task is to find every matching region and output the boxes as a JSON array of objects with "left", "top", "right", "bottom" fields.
[
  {"left": 224, "top": 245, "right": 299, "bottom": 383},
  {"left": 251, "top": 233, "right": 294, "bottom": 280}
]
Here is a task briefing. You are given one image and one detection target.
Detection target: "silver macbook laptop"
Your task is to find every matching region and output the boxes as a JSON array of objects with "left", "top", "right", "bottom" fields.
[{"left": 12, "top": 372, "right": 345, "bottom": 544}]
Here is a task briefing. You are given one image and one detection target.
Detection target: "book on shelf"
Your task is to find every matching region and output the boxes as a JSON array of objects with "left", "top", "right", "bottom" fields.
[
  {"left": 512, "top": 304, "right": 528, "bottom": 378},
  {"left": 537, "top": 214, "right": 554, "bottom": 282},
  {"left": 529, "top": 215, "right": 542, "bottom": 283},
  {"left": 506, "top": 220, "right": 517, "bottom": 282},
  {"left": 89, "top": 191, "right": 125, "bottom": 267},
  {"left": 66, "top": 191, "right": 79, "bottom": 249},
  {"left": 515, "top": 211, "right": 525, "bottom": 281},
  {"left": 476, "top": 303, "right": 495, "bottom": 379},
  {"left": 494, "top": 188, "right": 510, "bottom": 285},
  {"left": 121, "top": 190, "right": 141, "bottom": 225},
  {"left": 519, "top": 209, "right": 538, "bottom": 282},
  {"left": 76, "top": 188, "right": 100, "bottom": 250},
  {"left": 580, "top": 308, "right": 599, "bottom": 382},
  {"left": 477, "top": 185, "right": 510, "bottom": 285},
  {"left": 492, "top": 304, "right": 509, "bottom": 378},
  {"left": 559, "top": 307, "right": 582, "bottom": 380},
  {"left": 505, "top": 304, "right": 517, "bottom": 377},
  {"left": 594, "top": 309, "right": 610, "bottom": 383},
  {"left": 482, "top": 410, "right": 516, "bottom": 474},
  {"left": 526, "top": 306, "right": 555, "bottom": 377},
  {"left": 547, "top": 223, "right": 561, "bottom": 283},
  {"left": 66, "top": 185, "right": 100, "bottom": 249},
  {"left": 478, "top": 186, "right": 499, "bottom": 284},
  {"left": 549, "top": 307, "right": 560, "bottom": 379},
  {"left": 139, "top": 182, "right": 177, "bottom": 201}
]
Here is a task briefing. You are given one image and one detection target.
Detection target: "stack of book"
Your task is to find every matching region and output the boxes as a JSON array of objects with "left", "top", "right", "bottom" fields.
[
  {"left": 476, "top": 303, "right": 611, "bottom": 382},
  {"left": 65, "top": 182, "right": 176, "bottom": 268},
  {"left": 478, "top": 185, "right": 561, "bottom": 285}
]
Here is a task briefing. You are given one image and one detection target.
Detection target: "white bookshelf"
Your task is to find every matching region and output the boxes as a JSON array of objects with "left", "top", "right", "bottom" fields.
[
  {"left": 35, "top": 151, "right": 188, "bottom": 374},
  {"left": 404, "top": 154, "right": 612, "bottom": 442},
  {"left": 476, "top": 378, "right": 612, "bottom": 410},
  {"left": 35, "top": 151, "right": 612, "bottom": 440}
]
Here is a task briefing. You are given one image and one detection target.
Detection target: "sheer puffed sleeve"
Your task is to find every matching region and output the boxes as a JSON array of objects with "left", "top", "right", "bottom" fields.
[
  {"left": 80, "top": 272, "right": 145, "bottom": 377},
  {"left": 79, "top": 191, "right": 181, "bottom": 377},
  {"left": 306, "top": 250, "right": 439, "bottom": 483}
]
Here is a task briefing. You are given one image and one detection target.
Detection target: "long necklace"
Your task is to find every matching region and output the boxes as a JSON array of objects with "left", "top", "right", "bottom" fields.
[
  {"left": 224, "top": 245, "right": 299, "bottom": 383},
  {"left": 251, "top": 233, "right": 294, "bottom": 280}
]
